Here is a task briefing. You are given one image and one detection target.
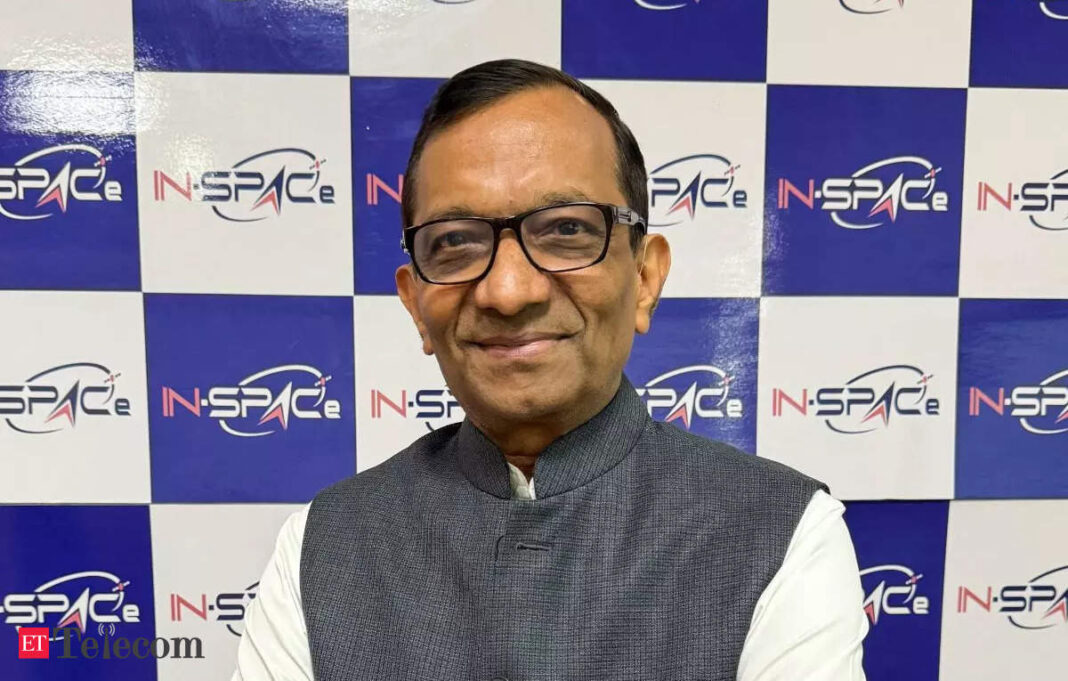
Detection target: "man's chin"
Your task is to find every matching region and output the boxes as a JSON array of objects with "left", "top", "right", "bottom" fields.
[{"left": 465, "top": 375, "right": 580, "bottom": 424}]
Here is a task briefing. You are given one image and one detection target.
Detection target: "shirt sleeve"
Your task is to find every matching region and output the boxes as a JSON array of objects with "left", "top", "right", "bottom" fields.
[
  {"left": 735, "top": 489, "right": 869, "bottom": 681},
  {"left": 232, "top": 503, "right": 314, "bottom": 681}
]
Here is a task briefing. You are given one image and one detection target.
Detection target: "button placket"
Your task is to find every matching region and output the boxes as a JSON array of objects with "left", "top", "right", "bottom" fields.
[{"left": 494, "top": 501, "right": 557, "bottom": 566}]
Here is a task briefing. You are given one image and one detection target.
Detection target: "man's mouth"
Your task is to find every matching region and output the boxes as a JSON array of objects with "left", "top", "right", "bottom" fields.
[{"left": 467, "top": 333, "right": 575, "bottom": 359}]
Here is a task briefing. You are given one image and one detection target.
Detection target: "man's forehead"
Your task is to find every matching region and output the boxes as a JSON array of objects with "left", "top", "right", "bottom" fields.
[
  {"left": 411, "top": 87, "right": 621, "bottom": 223},
  {"left": 449, "top": 85, "right": 606, "bottom": 134},
  {"left": 419, "top": 189, "right": 601, "bottom": 223}
]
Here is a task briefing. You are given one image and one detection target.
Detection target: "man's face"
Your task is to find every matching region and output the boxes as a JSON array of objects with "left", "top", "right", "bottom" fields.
[{"left": 396, "top": 86, "right": 666, "bottom": 429}]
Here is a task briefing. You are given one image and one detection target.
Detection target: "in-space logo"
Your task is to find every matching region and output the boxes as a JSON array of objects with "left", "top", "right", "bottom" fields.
[
  {"left": 648, "top": 154, "right": 747, "bottom": 227},
  {"left": 843, "top": 501, "right": 946, "bottom": 679},
  {"left": 976, "top": 170, "right": 1068, "bottom": 231},
  {"left": 369, "top": 386, "right": 462, "bottom": 432},
  {"left": 776, "top": 156, "right": 948, "bottom": 230},
  {"left": 764, "top": 86, "right": 964, "bottom": 295},
  {"left": 627, "top": 298, "right": 757, "bottom": 451},
  {"left": 0, "top": 571, "right": 140, "bottom": 642},
  {"left": 840, "top": 0, "right": 905, "bottom": 15},
  {"left": 970, "top": 0, "right": 1068, "bottom": 89},
  {"left": 955, "top": 300, "right": 1068, "bottom": 498},
  {"left": 365, "top": 172, "right": 403, "bottom": 206},
  {"left": 861, "top": 564, "right": 929, "bottom": 625},
  {"left": 1, "top": 363, "right": 130, "bottom": 434},
  {"left": 0, "top": 144, "right": 122, "bottom": 221},
  {"left": 636, "top": 365, "right": 743, "bottom": 429},
  {"left": 967, "top": 369, "right": 1068, "bottom": 436},
  {"left": 633, "top": 0, "right": 701, "bottom": 10},
  {"left": 161, "top": 364, "right": 340, "bottom": 437},
  {"left": 957, "top": 565, "right": 1068, "bottom": 630},
  {"left": 152, "top": 148, "right": 334, "bottom": 222},
  {"left": 145, "top": 294, "right": 354, "bottom": 502},
  {"left": 168, "top": 581, "right": 257, "bottom": 637},
  {"left": 771, "top": 364, "right": 939, "bottom": 434},
  {"left": 1039, "top": 1, "right": 1068, "bottom": 20}
]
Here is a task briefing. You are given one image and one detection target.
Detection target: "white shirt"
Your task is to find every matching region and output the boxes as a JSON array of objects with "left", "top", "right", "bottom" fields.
[{"left": 233, "top": 462, "right": 868, "bottom": 681}]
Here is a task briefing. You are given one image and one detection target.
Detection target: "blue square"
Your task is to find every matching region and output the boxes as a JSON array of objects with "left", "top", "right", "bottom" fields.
[
  {"left": 133, "top": 0, "right": 348, "bottom": 73},
  {"left": 763, "top": 85, "right": 966, "bottom": 295},
  {"left": 844, "top": 501, "right": 947, "bottom": 681},
  {"left": 0, "top": 506, "right": 155, "bottom": 681},
  {"left": 971, "top": 1, "right": 1068, "bottom": 87},
  {"left": 0, "top": 72, "right": 139, "bottom": 291},
  {"left": 956, "top": 299, "right": 1068, "bottom": 498},
  {"left": 145, "top": 294, "right": 356, "bottom": 502},
  {"left": 625, "top": 298, "right": 758, "bottom": 453},
  {"left": 352, "top": 77, "right": 442, "bottom": 294},
  {"left": 562, "top": 0, "right": 766, "bottom": 81}
]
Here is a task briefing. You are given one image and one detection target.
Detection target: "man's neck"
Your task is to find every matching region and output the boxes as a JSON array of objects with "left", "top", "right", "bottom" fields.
[{"left": 468, "top": 375, "right": 622, "bottom": 481}]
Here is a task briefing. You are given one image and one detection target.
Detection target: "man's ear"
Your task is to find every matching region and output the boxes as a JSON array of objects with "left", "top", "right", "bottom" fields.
[
  {"left": 395, "top": 264, "right": 434, "bottom": 355},
  {"left": 634, "top": 233, "right": 670, "bottom": 335}
]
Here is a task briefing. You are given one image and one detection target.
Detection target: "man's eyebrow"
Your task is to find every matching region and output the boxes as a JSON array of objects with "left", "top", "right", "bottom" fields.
[
  {"left": 419, "top": 205, "right": 481, "bottom": 223},
  {"left": 537, "top": 189, "right": 597, "bottom": 206},
  {"left": 418, "top": 189, "right": 598, "bottom": 224}
]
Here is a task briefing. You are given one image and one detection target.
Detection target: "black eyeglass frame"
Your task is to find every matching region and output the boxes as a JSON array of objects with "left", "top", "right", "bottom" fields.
[{"left": 399, "top": 201, "right": 647, "bottom": 284}]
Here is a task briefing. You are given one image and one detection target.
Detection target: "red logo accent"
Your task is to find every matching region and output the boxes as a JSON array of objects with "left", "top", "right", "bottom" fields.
[{"left": 18, "top": 628, "right": 49, "bottom": 659}]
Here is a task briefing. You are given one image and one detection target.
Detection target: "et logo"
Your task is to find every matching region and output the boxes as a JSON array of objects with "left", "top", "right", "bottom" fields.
[{"left": 18, "top": 627, "right": 50, "bottom": 659}]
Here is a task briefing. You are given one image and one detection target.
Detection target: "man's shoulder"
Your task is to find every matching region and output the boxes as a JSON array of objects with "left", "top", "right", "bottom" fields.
[
  {"left": 639, "top": 418, "right": 828, "bottom": 500},
  {"left": 310, "top": 422, "right": 462, "bottom": 508}
]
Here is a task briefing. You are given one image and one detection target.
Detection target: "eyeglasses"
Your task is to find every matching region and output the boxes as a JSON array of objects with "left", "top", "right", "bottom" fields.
[{"left": 400, "top": 201, "right": 646, "bottom": 285}]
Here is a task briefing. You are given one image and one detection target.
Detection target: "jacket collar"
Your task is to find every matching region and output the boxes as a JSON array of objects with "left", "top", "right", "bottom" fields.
[{"left": 455, "top": 373, "right": 647, "bottom": 499}]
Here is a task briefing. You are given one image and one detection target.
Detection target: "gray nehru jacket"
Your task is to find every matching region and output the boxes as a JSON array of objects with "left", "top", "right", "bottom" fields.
[{"left": 300, "top": 374, "right": 827, "bottom": 681}]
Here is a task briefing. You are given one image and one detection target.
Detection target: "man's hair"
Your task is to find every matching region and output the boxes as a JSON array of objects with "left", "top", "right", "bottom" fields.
[{"left": 401, "top": 59, "right": 648, "bottom": 251}]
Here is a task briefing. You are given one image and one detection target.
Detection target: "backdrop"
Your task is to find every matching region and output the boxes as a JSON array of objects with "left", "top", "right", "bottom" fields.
[{"left": 1, "top": 1, "right": 1066, "bottom": 679}]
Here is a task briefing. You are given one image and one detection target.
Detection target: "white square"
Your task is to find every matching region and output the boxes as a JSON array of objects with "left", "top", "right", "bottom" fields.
[
  {"left": 354, "top": 295, "right": 462, "bottom": 472},
  {"left": 151, "top": 504, "right": 302, "bottom": 681},
  {"left": 135, "top": 72, "right": 354, "bottom": 295},
  {"left": 756, "top": 296, "right": 957, "bottom": 499},
  {"left": 767, "top": 0, "right": 972, "bottom": 87},
  {"left": 0, "top": 0, "right": 133, "bottom": 71},
  {"left": 940, "top": 500, "right": 1068, "bottom": 679},
  {"left": 0, "top": 291, "right": 150, "bottom": 502},
  {"left": 349, "top": 0, "right": 561, "bottom": 77},
  {"left": 588, "top": 80, "right": 765, "bottom": 297},
  {"left": 960, "top": 87, "right": 1068, "bottom": 298}
]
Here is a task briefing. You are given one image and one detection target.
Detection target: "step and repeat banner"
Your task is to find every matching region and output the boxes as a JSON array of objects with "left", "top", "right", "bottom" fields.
[{"left": 1, "top": 1, "right": 1066, "bottom": 679}]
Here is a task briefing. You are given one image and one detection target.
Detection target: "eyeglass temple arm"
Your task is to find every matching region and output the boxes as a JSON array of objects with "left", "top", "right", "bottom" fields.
[{"left": 615, "top": 206, "right": 646, "bottom": 231}]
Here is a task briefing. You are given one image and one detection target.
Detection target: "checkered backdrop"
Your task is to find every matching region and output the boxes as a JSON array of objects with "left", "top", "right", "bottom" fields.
[{"left": 1, "top": 1, "right": 1066, "bottom": 679}]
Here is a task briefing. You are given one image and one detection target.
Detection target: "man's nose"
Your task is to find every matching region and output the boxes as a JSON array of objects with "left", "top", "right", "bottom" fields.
[{"left": 472, "top": 232, "right": 551, "bottom": 316}]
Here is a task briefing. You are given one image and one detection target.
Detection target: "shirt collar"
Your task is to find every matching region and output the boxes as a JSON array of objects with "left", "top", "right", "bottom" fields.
[
  {"left": 455, "top": 373, "right": 647, "bottom": 499},
  {"left": 506, "top": 460, "right": 536, "bottom": 500}
]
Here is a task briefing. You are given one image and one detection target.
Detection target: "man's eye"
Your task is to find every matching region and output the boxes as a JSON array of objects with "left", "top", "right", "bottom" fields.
[
  {"left": 433, "top": 231, "right": 472, "bottom": 250},
  {"left": 551, "top": 220, "right": 587, "bottom": 236}
]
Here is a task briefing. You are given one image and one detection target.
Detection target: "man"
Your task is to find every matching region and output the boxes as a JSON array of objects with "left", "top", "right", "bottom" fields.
[{"left": 233, "top": 60, "right": 868, "bottom": 681}]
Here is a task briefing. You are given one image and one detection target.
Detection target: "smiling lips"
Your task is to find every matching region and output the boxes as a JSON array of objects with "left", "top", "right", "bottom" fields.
[{"left": 469, "top": 333, "right": 575, "bottom": 359}]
